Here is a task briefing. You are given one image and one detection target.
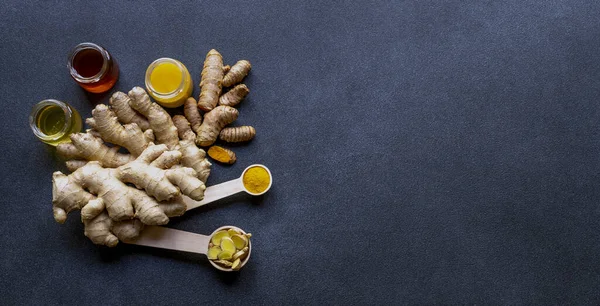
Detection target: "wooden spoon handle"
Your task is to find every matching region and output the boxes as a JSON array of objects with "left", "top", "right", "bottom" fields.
[
  {"left": 184, "top": 177, "right": 245, "bottom": 211},
  {"left": 126, "top": 226, "right": 210, "bottom": 255}
]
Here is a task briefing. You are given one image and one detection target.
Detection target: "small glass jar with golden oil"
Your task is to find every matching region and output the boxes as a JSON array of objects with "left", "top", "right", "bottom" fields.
[{"left": 29, "top": 99, "right": 82, "bottom": 146}]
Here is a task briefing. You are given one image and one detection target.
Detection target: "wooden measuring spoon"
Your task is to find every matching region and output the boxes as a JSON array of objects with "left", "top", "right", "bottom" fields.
[
  {"left": 126, "top": 225, "right": 252, "bottom": 272},
  {"left": 183, "top": 164, "right": 272, "bottom": 211}
]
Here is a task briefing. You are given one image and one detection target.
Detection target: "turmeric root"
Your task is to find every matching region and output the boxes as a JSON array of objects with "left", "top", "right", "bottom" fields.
[
  {"left": 223, "top": 60, "right": 251, "bottom": 87},
  {"left": 197, "top": 49, "right": 224, "bottom": 112},
  {"left": 219, "top": 84, "right": 249, "bottom": 107},
  {"left": 52, "top": 143, "right": 204, "bottom": 226},
  {"left": 184, "top": 97, "right": 202, "bottom": 133},
  {"left": 196, "top": 106, "right": 238, "bottom": 146},
  {"left": 128, "top": 87, "right": 179, "bottom": 149},
  {"left": 207, "top": 146, "right": 236, "bottom": 164},
  {"left": 219, "top": 126, "right": 256, "bottom": 143},
  {"left": 109, "top": 91, "right": 150, "bottom": 131}
]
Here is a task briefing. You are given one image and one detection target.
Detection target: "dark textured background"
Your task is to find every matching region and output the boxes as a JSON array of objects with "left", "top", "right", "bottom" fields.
[{"left": 1, "top": 0, "right": 600, "bottom": 304}]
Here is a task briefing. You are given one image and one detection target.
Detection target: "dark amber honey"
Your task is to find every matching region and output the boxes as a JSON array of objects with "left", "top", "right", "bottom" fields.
[{"left": 68, "top": 43, "right": 119, "bottom": 93}]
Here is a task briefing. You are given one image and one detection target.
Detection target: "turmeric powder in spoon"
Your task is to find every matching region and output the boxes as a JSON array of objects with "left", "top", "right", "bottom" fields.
[{"left": 242, "top": 166, "right": 270, "bottom": 194}]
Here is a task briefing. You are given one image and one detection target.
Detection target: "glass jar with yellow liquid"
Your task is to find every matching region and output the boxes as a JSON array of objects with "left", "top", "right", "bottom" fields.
[
  {"left": 29, "top": 99, "right": 82, "bottom": 146},
  {"left": 145, "top": 58, "right": 193, "bottom": 108}
]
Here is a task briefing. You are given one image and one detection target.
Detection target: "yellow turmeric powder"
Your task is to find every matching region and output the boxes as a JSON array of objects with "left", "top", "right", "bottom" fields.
[{"left": 243, "top": 166, "right": 270, "bottom": 194}]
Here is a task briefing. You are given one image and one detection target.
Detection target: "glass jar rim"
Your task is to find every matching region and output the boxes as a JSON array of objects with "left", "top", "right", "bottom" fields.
[
  {"left": 29, "top": 99, "right": 73, "bottom": 141},
  {"left": 145, "top": 58, "right": 188, "bottom": 99},
  {"left": 67, "top": 42, "right": 109, "bottom": 84}
]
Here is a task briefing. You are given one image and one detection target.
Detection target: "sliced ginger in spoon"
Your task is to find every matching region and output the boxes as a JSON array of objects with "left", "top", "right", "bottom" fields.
[
  {"left": 220, "top": 237, "right": 237, "bottom": 254},
  {"left": 211, "top": 230, "right": 229, "bottom": 245},
  {"left": 207, "top": 246, "right": 221, "bottom": 260},
  {"left": 231, "top": 234, "right": 248, "bottom": 249}
]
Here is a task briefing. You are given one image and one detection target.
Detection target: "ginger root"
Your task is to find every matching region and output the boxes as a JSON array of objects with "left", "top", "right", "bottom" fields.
[
  {"left": 57, "top": 133, "right": 134, "bottom": 168},
  {"left": 197, "top": 49, "right": 224, "bottom": 112},
  {"left": 129, "top": 87, "right": 179, "bottom": 150},
  {"left": 220, "top": 126, "right": 256, "bottom": 143},
  {"left": 196, "top": 106, "right": 238, "bottom": 146},
  {"left": 86, "top": 105, "right": 148, "bottom": 156},
  {"left": 219, "top": 84, "right": 249, "bottom": 107},
  {"left": 109, "top": 91, "right": 150, "bottom": 131},
  {"left": 52, "top": 143, "right": 205, "bottom": 246},
  {"left": 172, "top": 114, "right": 212, "bottom": 182},
  {"left": 207, "top": 146, "right": 237, "bottom": 164},
  {"left": 223, "top": 60, "right": 251, "bottom": 87}
]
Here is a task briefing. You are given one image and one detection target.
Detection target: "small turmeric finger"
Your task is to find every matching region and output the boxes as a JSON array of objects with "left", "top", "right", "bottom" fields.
[
  {"left": 207, "top": 146, "right": 237, "bottom": 164},
  {"left": 223, "top": 65, "right": 230, "bottom": 74},
  {"left": 183, "top": 97, "right": 202, "bottom": 133},
  {"left": 172, "top": 115, "right": 195, "bottom": 141},
  {"left": 219, "top": 84, "right": 249, "bottom": 107},
  {"left": 219, "top": 126, "right": 256, "bottom": 143},
  {"left": 223, "top": 60, "right": 251, "bottom": 87}
]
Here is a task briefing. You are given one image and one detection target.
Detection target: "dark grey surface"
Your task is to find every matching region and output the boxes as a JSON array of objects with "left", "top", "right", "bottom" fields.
[{"left": 1, "top": 0, "right": 600, "bottom": 304}]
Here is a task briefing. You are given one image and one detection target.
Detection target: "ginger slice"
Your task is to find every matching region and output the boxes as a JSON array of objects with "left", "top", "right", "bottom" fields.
[
  {"left": 211, "top": 230, "right": 229, "bottom": 245},
  {"left": 215, "top": 259, "right": 233, "bottom": 267},
  {"left": 207, "top": 246, "right": 221, "bottom": 260},
  {"left": 220, "top": 237, "right": 236, "bottom": 254},
  {"left": 217, "top": 251, "right": 233, "bottom": 261},
  {"left": 232, "top": 247, "right": 249, "bottom": 261},
  {"left": 231, "top": 234, "right": 248, "bottom": 249},
  {"left": 231, "top": 258, "right": 241, "bottom": 271}
]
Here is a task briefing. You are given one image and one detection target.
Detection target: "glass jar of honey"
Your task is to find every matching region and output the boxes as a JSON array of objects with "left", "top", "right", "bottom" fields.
[
  {"left": 29, "top": 99, "right": 82, "bottom": 146},
  {"left": 67, "top": 42, "right": 119, "bottom": 93},
  {"left": 145, "top": 58, "right": 193, "bottom": 108}
]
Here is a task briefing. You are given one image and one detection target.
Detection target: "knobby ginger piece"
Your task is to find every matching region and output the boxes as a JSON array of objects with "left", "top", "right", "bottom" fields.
[
  {"left": 128, "top": 87, "right": 179, "bottom": 149},
  {"left": 52, "top": 143, "right": 206, "bottom": 246},
  {"left": 109, "top": 91, "right": 150, "bottom": 130}
]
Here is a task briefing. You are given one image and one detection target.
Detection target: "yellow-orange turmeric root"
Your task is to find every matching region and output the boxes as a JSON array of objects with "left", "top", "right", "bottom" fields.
[{"left": 207, "top": 146, "right": 236, "bottom": 164}]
